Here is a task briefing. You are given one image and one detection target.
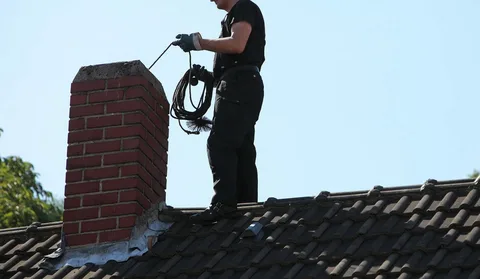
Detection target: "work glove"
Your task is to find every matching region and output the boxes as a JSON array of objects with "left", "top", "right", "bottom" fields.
[
  {"left": 172, "top": 33, "right": 203, "bottom": 52},
  {"left": 191, "top": 64, "right": 214, "bottom": 84}
]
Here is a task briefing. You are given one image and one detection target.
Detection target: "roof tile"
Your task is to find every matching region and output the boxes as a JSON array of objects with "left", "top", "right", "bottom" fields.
[
  {"left": 459, "top": 188, "right": 478, "bottom": 208},
  {"left": 2, "top": 177, "right": 480, "bottom": 278}
]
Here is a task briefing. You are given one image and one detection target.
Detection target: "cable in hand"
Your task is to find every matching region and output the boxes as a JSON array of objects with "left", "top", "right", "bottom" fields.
[
  {"left": 148, "top": 43, "right": 173, "bottom": 70},
  {"left": 170, "top": 53, "right": 214, "bottom": 135},
  {"left": 148, "top": 40, "right": 215, "bottom": 135}
]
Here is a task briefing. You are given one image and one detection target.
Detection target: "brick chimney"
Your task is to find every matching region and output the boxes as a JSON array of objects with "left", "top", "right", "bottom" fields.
[{"left": 62, "top": 60, "right": 169, "bottom": 248}]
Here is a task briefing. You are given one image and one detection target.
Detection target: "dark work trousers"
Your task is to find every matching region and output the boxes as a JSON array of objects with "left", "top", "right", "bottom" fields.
[{"left": 207, "top": 67, "right": 264, "bottom": 207}]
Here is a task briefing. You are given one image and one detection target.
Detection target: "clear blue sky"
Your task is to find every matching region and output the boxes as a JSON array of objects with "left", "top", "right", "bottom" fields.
[{"left": 1, "top": 1, "right": 478, "bottom": 207}]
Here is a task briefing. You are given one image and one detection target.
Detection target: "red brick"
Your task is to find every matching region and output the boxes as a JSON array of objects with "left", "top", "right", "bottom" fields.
[
  {"left": 150, "top": 142, "right": 167, "bottom": 164},
  {"left": 107, "top": 76, "right": 167, "bottom": 109},
  {"left": 67, "top": 144, "right": 84, "bottom": 156},
  {"left": 65, "top": 181, "right": 100, "bottom": 195},
  {"left": 119, "top": 189, "right": 151, "bottom": 210},
  {"left": 122, "top": 138, "right": 141, "bottom": 150},
  {"left": 155, "top": 128, "right": 169, "bottom": 151},
  {"left": 162, "top": 151, "right": 168, "bottom": 166},
  {"left": 64, "top": 197, "right": 81, "bottom": 209},
  {"left": 105, "top": 125, "right": 147, "bottom": 140},
  {"left": 125, "top": 86, "right": 156, "bottom": 109},
  {"left": 124, "top": 112, "right": 155, "bottom": 136},
  {"left": 141, "top": 170, "right": 155, "bottom": 187},
  {"left": 152, "top": 180, "right": 166, "bottom": 196},
  {"left": 66, "top": 155, "right": 102, "bottom": 170},
  {"left": 160, "top": 118, "right": 169, "bottom": 134},
  {"left": 82, "top": 192, "right": 118, "bottom": 206},
  {"left": 70, "top": 94, "right": 87, "bottom": 106},
  {"left": 144, "top": 120, "right": 160, "bottom": 136},
  {"left": 139, "top": 141, "right": 155, "bottom": 161},
  {"left": 84, "top": 167, "right": 119, "bottom": 180},
  {"left": 155, "top": 122, "right": 168, "bottom": 137},
  {"left": 155, "top": 114, "right": 168, "bottom": 130},
  {"left": 65, "top": 233, "right": 98, "bottom": 246},
  {"left": 68, "top": 129, "right": 103, "bottom": 144},
  {"left": 160, "top": 95, "right": 170, "bottom": 110},
  {"left": 99, "top": 229, "right": 131, "bottom": 243},
  {"left": 71, "top": 80, "right": 105, "bottom": 93},
  {"left": 63, "top": 222, "right": 80, "bottom": 234},
  {"left": 123, "top": 112, "right": 144, "bottom": 124},
  {"left": 89, "top": 90, "right": 124, "bottom": 103},
  {"left": 106, "top": 76, "right": 148, "bottom": 90},
  {"left": 86, "top": 115, "right": 123, "bottom": 129},
  {"left": 69, "top": 118, "right": 85, "bottom": 131},
  {"left": 147, "top": 110, "right": 164, "bottom": 133},
  {"left": 147, "top": 83, "right": 168, "bottom": 106},
  {"left": 65, "top": 170, "right": 82, "bottom": 183},
  {"left": 158, "top": 175, "right": 167, "bottom": 190},
  {"left": 141, "top": 81, "right": 168, "bottom": 108},
  {"left": 64, "top": 207, "right": 99, "bottom": 221},
  {"left": 120, "top": 164, "right": 140, "bottom": 176},
  {"left": 81, "top": 218, "right": 117, "bottom": 233},
  {"left": 162, "top": 121, "right": 170, "bottom": 138},
  {"left": 101, "top": 202, "right": 143, "bottom": 217},
  {"left": 143, "top": 186, "right": 160, "bottom": 204},
  {"left": 153, "top": 154, "right": 167, "bottom": 176},
  {"left": 85, "top": 140, "right": 121, "bottom": 154},
  {"left": 120, "top": 164, "right": 153, "bottom": 186},
  {"left": 118, "top": 189, "right": 140, "bottom": 203},
  {"left": 160, "top": 152, "right": 168, "bottom": 167},
  {"left": 118, "top": 216, "right": 137, "bottom": 228},
  {"left": 106, "top": 99, "right": 150, "bottom": 115},
  {"left": 156, "top": 102, "right": 170, "bottom": 123},
  {"left": 70, "top": 104, "right": 105, "bottom": 118},
  {"left": 150, "top": 190, "right": 164, "bottom": 204},
  {"left": 132, "top": 139, "right": 163, "bottom": 163},
  {"left": 146, "top": 134, "right": 163, "bottom": 157},
  {"left": 103, "top": 150, "right": 145, "bottom": 166},
  {"left": 150, "top": 185, "right": 165, "bottom": 202},
  {"left": 144, "top": 160, "right": 163, "bottom": 184},
  {"left": 102, "top": 177, "right": 144, "bottom": 191}
]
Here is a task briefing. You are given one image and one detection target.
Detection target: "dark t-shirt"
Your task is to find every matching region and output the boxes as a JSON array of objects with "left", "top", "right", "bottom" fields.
[{"left": 212, "top": 0, "right": 266, "bottom": 80}]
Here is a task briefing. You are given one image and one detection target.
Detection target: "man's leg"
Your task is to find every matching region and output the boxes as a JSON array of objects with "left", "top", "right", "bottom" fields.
[
  {"left": 190, "top": 70, "right": 263, "bottom": 223},
  {"left": 207, "top": 94, "right": 244, "bottom": 207},
  {"left": 236, "top": 74, "right": 264, "bottom": 204},
  {"left": 190, "top": 85, "right": 247, "bottom": 223},
  {"left": 236, "top": 126, "right": 258, "bottom": 203}
]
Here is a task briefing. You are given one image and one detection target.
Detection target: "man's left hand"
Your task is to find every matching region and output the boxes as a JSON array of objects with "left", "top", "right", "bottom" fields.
[
  {"left": 172, "top": 33, "right": 203, "bottom": 52},
  {"left": 192, "top": 64, "right": 214, "bottom": 83}
]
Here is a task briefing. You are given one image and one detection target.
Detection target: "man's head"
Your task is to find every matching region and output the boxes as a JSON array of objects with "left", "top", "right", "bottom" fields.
[{"left": 211, "top": 0, "right": 239, "bottom": 12}]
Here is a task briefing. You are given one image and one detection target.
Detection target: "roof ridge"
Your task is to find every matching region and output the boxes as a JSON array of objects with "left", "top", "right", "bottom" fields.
[
  {"left": 260, "top": 177, "right": 478, "bottom": 207},
  {"left": 0, "top": 221, "right": 63, "bottom": 235},
  {"left": 161, "top": 177, "right": 479, "bottom": 216},
  {"left": 1, "top": 177, "right": 478, "bottom": 232}
]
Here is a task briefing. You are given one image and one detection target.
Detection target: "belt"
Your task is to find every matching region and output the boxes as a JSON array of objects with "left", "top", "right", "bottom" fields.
[{"left": 215, "top": 65, "right": 260, "bottom": 86}]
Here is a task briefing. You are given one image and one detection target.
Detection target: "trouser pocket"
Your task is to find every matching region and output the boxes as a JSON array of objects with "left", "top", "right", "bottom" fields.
[
  {"left": 216, "top": 71, "right": 263, "bottom": 104},
  {"left": 210, "top": 93, "right": 247, "bottom": 148}
]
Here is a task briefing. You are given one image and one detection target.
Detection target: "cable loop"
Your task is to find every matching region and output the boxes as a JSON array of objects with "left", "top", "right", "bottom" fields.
[{"left": 149, "top": 44, "right": 213, "bottom": 135}]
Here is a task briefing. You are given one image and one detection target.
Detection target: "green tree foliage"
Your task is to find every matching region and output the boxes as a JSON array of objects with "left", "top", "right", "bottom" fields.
[
  {"left": 0, "top": 128, "right": 63, "bottom": 229},
  {"left": 469, "top": 169, "right": 480, "bottom": 179}
]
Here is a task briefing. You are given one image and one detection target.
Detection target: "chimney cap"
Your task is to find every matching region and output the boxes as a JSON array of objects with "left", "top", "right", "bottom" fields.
[{"left": 73, "top": 60, "right": 166, "bottom": 100}]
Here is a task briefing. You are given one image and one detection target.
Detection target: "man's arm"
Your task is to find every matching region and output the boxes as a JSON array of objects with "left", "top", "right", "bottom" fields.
[{"left": 199, "top": 21, "right": 252, "bottom": 54}]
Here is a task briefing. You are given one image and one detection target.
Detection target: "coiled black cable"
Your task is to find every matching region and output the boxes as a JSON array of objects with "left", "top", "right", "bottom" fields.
[{"left": 149, "top": 43, "right": 214, "bottom": 135}]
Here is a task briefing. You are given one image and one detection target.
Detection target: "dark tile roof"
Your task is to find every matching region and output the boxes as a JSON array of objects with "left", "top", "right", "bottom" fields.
[{"left": 1, "top": 177, "right": 480, "bottom": 279}]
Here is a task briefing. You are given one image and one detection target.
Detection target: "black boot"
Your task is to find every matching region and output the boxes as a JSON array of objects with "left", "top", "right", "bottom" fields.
[{"left": 189, "top": 202, "right": 240, "bottom": 224}]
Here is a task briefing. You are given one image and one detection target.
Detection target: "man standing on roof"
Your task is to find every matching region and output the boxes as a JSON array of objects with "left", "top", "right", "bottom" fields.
[{"left": 172, "top": 0, "right": 266, "bottom": 223}]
